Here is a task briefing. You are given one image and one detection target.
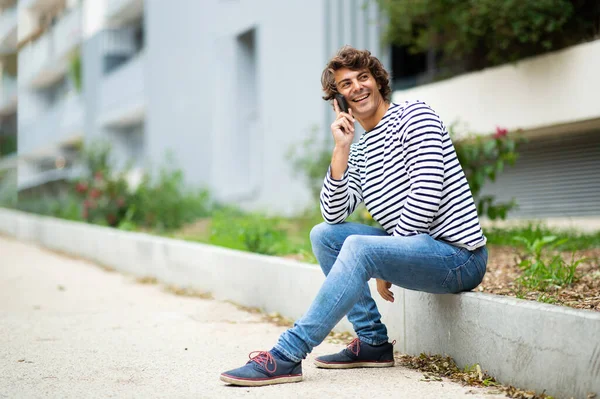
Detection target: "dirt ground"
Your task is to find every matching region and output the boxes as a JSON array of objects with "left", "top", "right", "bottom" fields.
[{"left": 477, "top": 246, "right": 600, "bottom": 311}]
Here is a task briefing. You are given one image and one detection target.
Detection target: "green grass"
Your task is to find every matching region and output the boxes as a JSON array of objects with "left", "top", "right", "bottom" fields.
[
  {"left": 484, "top": 224, "right": 600, "bottom": 251},
  {"left": 168, "top": 208, "right": 320, "bottom": 263},
  {"left": 169, "top": 216, "right": 599, "bottom": 272}
]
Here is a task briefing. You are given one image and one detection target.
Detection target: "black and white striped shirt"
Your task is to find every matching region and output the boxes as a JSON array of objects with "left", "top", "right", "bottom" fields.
[{"left": 320, "top": 101, "right": 487, "bottom": 250}]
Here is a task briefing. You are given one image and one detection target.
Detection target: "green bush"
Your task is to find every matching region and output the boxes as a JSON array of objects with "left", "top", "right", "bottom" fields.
[
  {"left": 0, "top": 135, "right": 17, "bottom": 156},
  {"left": 74, "top": 141, "right": 212, "bottom": 231},
  {"left": 16, "top": 194, "right": 83, "bottom": 222},
  {"left": 73, "top": 142, "right": 132, "bottom": 226},
  {"left": 451, "top": 126, "right": 525, "bottom": 220},
  {"left": 378, "top": 0, "right": 600, "bottom": 72},
  {"left": 209, "top": 208, "right": 288, "bottom": 255},
  {"left": 129, "top": 165, "right": 212, "bottom": 231}
]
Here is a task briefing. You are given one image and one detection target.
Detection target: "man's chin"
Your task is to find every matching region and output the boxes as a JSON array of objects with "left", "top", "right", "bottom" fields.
[{"left": 353, "top": 102, "right": 373, "bottom": 116}]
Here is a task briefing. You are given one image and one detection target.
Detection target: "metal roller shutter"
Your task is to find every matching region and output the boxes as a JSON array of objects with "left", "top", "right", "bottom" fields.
[{"left": 479, "top": 130, "right": 600, "bottom": 218}]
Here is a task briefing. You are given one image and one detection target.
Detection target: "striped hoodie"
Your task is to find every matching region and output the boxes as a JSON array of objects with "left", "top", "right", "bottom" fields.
[{"left": 320, "top": 100, "right": 487, "bottom": 250}]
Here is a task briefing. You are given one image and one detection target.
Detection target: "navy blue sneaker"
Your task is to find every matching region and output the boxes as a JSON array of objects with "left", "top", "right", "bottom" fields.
[
  {"left": 314, "top": 338, "right": 395, "bottom": 369},
  {"left": 220, "top": 351, "right": 303, "bottom": 386}
]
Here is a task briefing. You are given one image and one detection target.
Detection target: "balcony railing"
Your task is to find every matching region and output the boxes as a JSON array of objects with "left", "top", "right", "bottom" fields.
[
  {"left": 18, "top": 91, "right": 83, "bottom": 156},
  {"left": 18, "top": 4, "right": 82, "bottom": 88},
  {"left": 0, "top": 4, "right": 17, "bottom": 53}
]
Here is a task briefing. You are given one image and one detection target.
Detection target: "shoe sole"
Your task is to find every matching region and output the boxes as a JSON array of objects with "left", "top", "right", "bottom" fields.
[
  {"left": 314, "top": 359, "right": 395, "bottom": 369},
  {"left": 220, "top": 373, "right": 303, "bottom": 386}
]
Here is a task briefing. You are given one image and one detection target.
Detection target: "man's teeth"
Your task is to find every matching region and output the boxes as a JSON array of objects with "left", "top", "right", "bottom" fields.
[{"left": 354, "top": 94, "right": 369, "bottom": 102}]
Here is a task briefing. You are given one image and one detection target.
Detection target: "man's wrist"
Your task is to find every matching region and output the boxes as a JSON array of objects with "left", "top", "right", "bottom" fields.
[{"left": 334, "top": 143, "right": 351, "bottom": 152}]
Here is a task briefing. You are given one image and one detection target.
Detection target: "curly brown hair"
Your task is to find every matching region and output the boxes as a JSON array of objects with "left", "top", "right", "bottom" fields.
[{"left": 321, "top": 46, "right": 391, "bottom": 102}]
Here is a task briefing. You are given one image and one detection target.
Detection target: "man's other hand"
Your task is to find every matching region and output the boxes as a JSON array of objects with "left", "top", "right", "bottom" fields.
[{"left": 376, "top": 279, "right": 394, "bottom": 302}]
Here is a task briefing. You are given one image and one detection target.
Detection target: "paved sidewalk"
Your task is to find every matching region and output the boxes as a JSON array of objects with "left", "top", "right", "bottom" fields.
[{"left": 0, "top": 235, "right": 506, "bottom": 398}]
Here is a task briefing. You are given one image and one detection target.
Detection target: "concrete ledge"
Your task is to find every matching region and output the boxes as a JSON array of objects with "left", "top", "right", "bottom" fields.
[{"left": 0, "top": 207, "right": 598, "bottom": 399}]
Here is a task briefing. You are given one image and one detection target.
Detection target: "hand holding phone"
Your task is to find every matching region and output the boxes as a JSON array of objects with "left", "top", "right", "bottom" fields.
[
  {"left": 331, "top": 93, "right": 355, "bottom": 147},
  {"left": 334, "top": 93, "right": 349, "bottom": 114}
]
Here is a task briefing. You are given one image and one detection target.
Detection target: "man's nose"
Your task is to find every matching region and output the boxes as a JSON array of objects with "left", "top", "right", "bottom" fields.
[{"left": 350, "top": 79, "right": 361, "bottom": 92}]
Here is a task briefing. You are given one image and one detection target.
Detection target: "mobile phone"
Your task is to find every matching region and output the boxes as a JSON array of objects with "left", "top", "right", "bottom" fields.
[{"left": 334, "top": 93, "right": 349, "bottom": 114}]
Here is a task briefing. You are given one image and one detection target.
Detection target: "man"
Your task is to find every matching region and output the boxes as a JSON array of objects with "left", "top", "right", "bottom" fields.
[{"left": 220, "top": 46, "right": 487, "bottom": 386}]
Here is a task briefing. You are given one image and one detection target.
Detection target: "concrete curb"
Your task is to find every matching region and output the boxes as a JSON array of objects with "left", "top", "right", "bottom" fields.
[{"left": 0, "top": 207, "right": 598, "bottom": 399}]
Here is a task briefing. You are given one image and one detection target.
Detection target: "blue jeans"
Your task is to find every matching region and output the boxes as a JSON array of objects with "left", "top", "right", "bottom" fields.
[{"left": 273, "top": 222, "right": 487, "bottom": 363}]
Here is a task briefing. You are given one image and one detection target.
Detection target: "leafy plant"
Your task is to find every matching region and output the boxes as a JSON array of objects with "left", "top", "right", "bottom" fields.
[
  {"left": 514, "top": 235, "right": 585, "bottom": 291},
  {"left": 117, "top": 205, "right": 138, "bottom": 231},
  {"left": 209, "top": 208, "right": 288, "bottom": 255},
  {"left": 129, "top": 159, "right": 212, "bottom": 232},
  {"left": 69, "top": 51, "right": 82, "bottom": 92},
  {"left": 75, "top": 141, "right": 212, "bottom": 231},
  {"left": 452, "top": 126, "right": 525, "bottom": 220},
  {"left": 16, "top": 193, "right": 83, "bottom": 222},
  {"left": 0, "top": 135, "right": 17, "bottom": 157},
  {"left": 73, "top": 142, "right": 132, "bottom": 226},
  {"left": 537, "top": 293, "right": 558, "bottom": 304}
]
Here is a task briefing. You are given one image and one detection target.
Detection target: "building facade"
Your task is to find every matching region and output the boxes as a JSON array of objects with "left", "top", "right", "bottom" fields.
[
  {"left": 1, "top": 0, "right": 598, "bottom": 225},
  {"left": 8, "top": 0, "right": 387, "bottom": 214}
]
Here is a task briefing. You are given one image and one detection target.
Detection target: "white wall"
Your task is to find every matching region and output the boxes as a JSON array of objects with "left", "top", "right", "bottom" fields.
[
  {"left": 144, "top": 0, "right": 387, "bottom": 215},
  {"left": 82, "top": 0, "right": 106, "bottom": 39},
  {"left": 393, "top": 39, "right": 600, "bottom": 136}
]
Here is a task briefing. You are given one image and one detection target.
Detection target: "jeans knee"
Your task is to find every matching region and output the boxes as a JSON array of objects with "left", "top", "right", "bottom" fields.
[
  {"left": 339, "top": 236, "right": 373, "bottom": 275},
  {"left": 341, "top": 234, "right": 361, "bottom": 249},
  {"left": 309, "top": 222, "right": 334, "bottom": 250}
]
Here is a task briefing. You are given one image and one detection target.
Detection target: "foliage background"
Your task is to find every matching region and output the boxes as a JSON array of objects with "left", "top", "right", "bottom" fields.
[{"left": 378, "top": 0, "right": 600, "bottom": 74}]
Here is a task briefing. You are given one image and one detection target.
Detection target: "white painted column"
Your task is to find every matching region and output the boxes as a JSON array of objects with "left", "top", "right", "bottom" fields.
[{"left": 82, "top": 0, "right": 107, "bottom": 40}]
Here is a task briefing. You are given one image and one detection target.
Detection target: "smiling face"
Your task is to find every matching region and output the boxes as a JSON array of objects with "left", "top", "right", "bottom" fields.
[{"left": 334, "top": 67, "right": 386, "bottom": 120}]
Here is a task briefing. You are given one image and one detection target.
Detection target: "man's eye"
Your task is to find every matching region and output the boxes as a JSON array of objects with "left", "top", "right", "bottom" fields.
[
  {"left": 341, "top": 82, "right": 350, "bottom": 88},
  {"left": 359, "top": 75, "right": 368, "bottom": 80}
]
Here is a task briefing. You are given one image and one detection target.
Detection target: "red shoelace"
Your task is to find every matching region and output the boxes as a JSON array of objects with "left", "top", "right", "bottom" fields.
[
  {"left": 348, "top": 338, "right": 396, "bottom": 356},
  {"left": 249, "top": 351, "right": 277, "bottom": 373},
  {"left": 347, "top": 338, "right": 361, "bottom": 356}
]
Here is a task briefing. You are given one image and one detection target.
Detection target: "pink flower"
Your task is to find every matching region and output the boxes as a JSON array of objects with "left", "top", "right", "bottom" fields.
[
  {"left": 116, "top": 197, "right": 126, "bottom": 208},
  {"left": 90, "top": 188, "right": 102, "bottom": 199},
  {"left": 94, "top": 171, "right": 104, "bottom": 181},
  {"left": 75, "top": 182, "right": 88, "bottom": 193},
  {"left": 494, "top": 126, "right": 508, "bottom": 139}
]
